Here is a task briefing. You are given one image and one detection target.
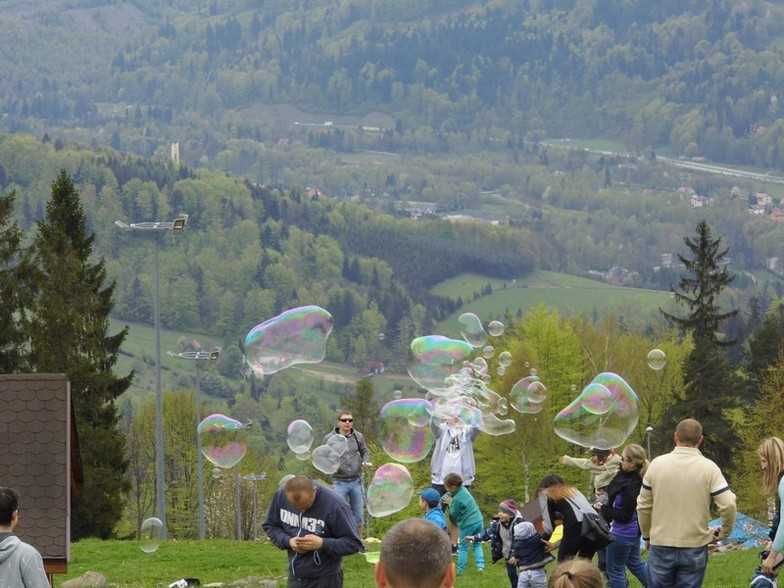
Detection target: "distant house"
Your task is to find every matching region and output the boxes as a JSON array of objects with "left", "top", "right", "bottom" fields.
[
  {"left": 689, "top": 194, "right": 712, "bottom": 208},
  {"left": 661, "top": 253, "right": 674, "bottom": 269},
  {"left": 396, "top": 201, "right": 439, "bottom": 219},
  {"left": 364, "top": 361, "right": 385, "bottom": 377}
]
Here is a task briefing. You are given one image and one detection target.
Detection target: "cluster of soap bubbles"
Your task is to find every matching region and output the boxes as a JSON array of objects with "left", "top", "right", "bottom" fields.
[
  {"left": 310, "top": 434, "right": 348, "bottom": 475},
  {"left": 198, "top": 414, "right": 249, "bottom": 469},
  {"left": 457, "top": 313, "right": 505, "bottom": 348},
  {"left": 554, "top": 372, "right": 640, "bottom": 450},
  {"left": 140, "top": 517, "right": 163, "bottom": 554},
  {"left": 510, "top": 375, "right": 548, "bottom": 414},
  {"left": 244, "top": 305, "right": 333, "bottom": 377},
  {"left": 647, "top": 348, "right": 667, "bottom": 371},
  {"left": 287, "top": 419, "right": 314, "bottom": 455}
]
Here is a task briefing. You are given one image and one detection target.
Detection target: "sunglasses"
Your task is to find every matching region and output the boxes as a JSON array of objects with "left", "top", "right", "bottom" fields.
[{"left": 340, "top": 418, "right": 353, "bottom": 423}]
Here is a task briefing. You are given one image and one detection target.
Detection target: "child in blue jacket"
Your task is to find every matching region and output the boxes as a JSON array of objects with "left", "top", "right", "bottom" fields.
[{"left": 419, "top": 488, "right": 447, "bottom": 532}]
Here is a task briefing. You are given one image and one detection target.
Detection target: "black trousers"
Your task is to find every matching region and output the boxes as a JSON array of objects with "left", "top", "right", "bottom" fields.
[{"left": 288, "top": 570, "right": 343, "bottom": 588}]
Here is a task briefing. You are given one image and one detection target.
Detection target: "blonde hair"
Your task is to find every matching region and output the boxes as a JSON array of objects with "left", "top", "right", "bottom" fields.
[
  {"left": 549, "top": 559, "right": 605, "bottom": 588},
  {"left": 623, "top": 444, "right": 649, "bottom": 478},
  {"left": 758, "top": 437, "right": 784, "bottom": 496}
]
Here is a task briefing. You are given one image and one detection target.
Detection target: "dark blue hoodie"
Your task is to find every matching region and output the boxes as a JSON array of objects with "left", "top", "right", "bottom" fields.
[{"left": 263, "top": 485, "right": 363, "bottom": 579}]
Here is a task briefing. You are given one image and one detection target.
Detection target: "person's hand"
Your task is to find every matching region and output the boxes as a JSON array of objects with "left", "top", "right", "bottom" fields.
[
  {"left": 289, "top": 537, "right": 307, "bottom": 554},
  {"left": 362, "top": 462, "right": 373, "bottom": 468},
  {"left": 297, "top": 534, "right": 324, "bottom": 551},
  {"left": 559, "top": 455, "right": 568, "bottom": 465},
  {"left": 464, "top": 535, "right": 475, "bottom": 543},
  {"left": 508, "top": 557, "right": 517, "bottom": 565},
  {"left": 762, "top": 551, "right": 779, "bottom": 575},
  {"left": 542, "top": 540, "right": 557, "bottom": 552},
  {"left": 709, "top": 527, "right": 721, "bottom": 543},
  {"left": 441, "top": 494, "right": 453, "bottom": 506}
]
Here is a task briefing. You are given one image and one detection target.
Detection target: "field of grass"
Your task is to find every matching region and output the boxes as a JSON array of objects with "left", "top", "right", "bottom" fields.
[
  {"left": 433, "top": 271, "right": 673, "bottom": 334},
  {"left": 56, "top": 539, "right": 760, "bottom": 587}
]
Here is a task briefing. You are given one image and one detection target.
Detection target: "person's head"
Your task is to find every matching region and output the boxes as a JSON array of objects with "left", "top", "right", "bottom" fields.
[
  {"left": 420, "top": 488, "right": 441, "bottom": 512},
  {"left": 537, "top": 474, "right": 576, "bottom": 501},
  {"left": 337, "top": 410, "right": 354, "bottom": 435},
  {"left": 674, "top": 418, "right": 703, "bottom": 448},
  {"left": 443, "top": 473, "right": 463, "bottom": 493},
  {"left": 620, "top": 444, "right": 649, "bottom": 476},
  {"left": 375, "top": 519, "right": 455, "bottom": 588},
  {"left": 758, "top": 437, "right": 784, "bottom": 495},
  {"left": 0, "top": 487, "right": 19, "bottom": 531},
  {"left": 496, "top": 499, "right": 519, "bottom": 523},
  {"left": 549, "top": 558, "right": 605, "bottom": 588},
  {"left": 591, "top": 449, "right": 611, "bottom": 465},
  {"left": 284, "top": 476, "right": 317, "bottom": 512}
]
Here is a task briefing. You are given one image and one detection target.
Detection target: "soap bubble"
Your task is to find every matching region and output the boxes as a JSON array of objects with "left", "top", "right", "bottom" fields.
[
  {"left": 647, "top": 348, "right": 667, "bottom": 371},
  {"left": 498, "top": 351, "right": 513, "bottom": 368},
  {"left": 379, "top": 399, "right": 434, "bottom": 463},
  {"left": 430, "top": 398, "right": 483, "bottom": 428},
  {"left": 554, "top": 372, "right": 640, "bottom": 450},
  {"left": 496, "top": 366, "right": 506, "bottom": 377},
  {"left": 279, "top": 474, "right": 295, "bottom": 487},
  {"left": 497, "top": 398, "right": 509, "bottom": 416},
  {"left": 311, "top": 445, "right": 341, "bottom": 474},
  {"left": 487, "top": 320, "right": 505, "bottom": 337},
  {"left": 393, "top": 389, "right": 403, "bottom": 400},
  {"left": 482, "top": 345, "right": 495, "bottom": 359},
  {"left": 212, "top": 467, "right": 223, "bottom": 480},
  {"left": 407, "top": 335, "right": 474, "bottom": 390},
  {"left": 140, "top": 517, "right": 163, "bottom": 554},
  {"left": 287, "top": 420, "right": 314, "bottom": 454},
  {"left": 378, "top": 332, "right": 386, "bottom": 341},
  {"left": 479, "top": 411, "right": 516, "bottom": 436},
  {"left": 510, "top": 376, "right": 547, "bottom": 414},
  {"left": 327, "top": 434, "right": 349, "bottom": 456},
  {"left": 458, "top": 312, "right": 488, "bottom": 348},
  {"left": 295, "top": 451, "right": 311, "bottom": 461},
  {"left": 366, "top": 464, "right": 414, "bottom": 517},
  {"left": 244, "top": 305, "right": 333, "bottom": 376},
  {"left": 198, "top": 414, "right": 248, "bottom": 469},
  {"left": 472, "top": 357, "right": 489, "bottom": 374}
]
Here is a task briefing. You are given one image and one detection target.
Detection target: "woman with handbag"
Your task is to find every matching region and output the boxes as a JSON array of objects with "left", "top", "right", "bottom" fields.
[
  {"left": 602, "top": 444, "right": 649, "bottom": 588},
  {"left": 537, "top": 474, "right": 607, "bottom": 562}
]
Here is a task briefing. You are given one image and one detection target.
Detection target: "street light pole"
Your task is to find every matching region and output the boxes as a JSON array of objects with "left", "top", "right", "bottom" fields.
[
  {"left": 115, "top": 214, "right": 189, "bottom": 539},
  {"left": 646, "top": 426, "right": 654, "bottom": 459},
  {"left": 168, "top": 347, "right": 220, "bottom": 539}
]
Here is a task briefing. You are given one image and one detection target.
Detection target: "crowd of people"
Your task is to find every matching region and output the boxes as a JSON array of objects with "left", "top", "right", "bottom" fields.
[
  {"left": 2, "top": 413, "right": 784, "bottom": 588},
  {"left": 261, "top": 414, "right": 784, "bottom": 588}
]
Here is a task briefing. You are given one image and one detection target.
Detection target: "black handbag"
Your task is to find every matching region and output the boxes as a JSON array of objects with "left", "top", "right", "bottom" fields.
[{"left": 580, "top": 511, "right": 613, "bottom": 548}]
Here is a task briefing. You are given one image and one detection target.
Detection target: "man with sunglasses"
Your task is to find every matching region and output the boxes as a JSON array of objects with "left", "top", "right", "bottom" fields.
[{"left": 324, "top": 411, "right": 369, "bottom": 531}]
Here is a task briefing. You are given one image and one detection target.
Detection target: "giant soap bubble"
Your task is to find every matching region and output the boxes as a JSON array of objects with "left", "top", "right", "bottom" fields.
[
  {"left": 311, "top": 444, "right": 341, "bottom": 474},
  {"left": 379, "top": 399, "right": 434, "bottom": 463},
  {"left": 554, "top": 372, "right": 639, "bottom": 450},
  {"left": 244, "top": 305, "right": 333, "bottom": 376},
  {"left": 326, "top": 434, "right": 348, "bottom": 456},
  {"left": 366, "top": 464, "right": 414, "bottom": 517},
  {"left": 287, "top": 419, "right": 314, "bottom": 454},
  {"left": 647, "top": 348, "right": 667, "bottom": 371},
  {"left": 458, "top": 313, "right": 488, "bottom": 348},
  {"left": 140, "top": 517, "right": 164, "bottom": 554},
  {"left": 407, "top": 335, "right": 474, "bottom": 390},
  {"left": 510, "top": 376, "right": 547, "bottom": 415},
  {"left": 198, "top": 414, "right": 248, "bottom": 469}
]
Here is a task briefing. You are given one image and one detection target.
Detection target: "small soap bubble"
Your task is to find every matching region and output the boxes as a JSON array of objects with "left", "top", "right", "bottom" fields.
[
  {"left": 326, "top": 434, "right": 349, "bottom": 456},
  {"left": 379, "top": 399, "right": 434, "bottom": 463},
  {"left": 393, "top": 389, "right": 403, "bottom": 400},
  {"left": 510, "top": 376, "right": 547, "bottom": 415},
  {"left": 366, "top": 464, "right": 414, "bottom": 517},
  {"left": 487, "top": 320, "right": 505, "bottom": 337},
  {"left": 496, "top": 365, "right": 506, "bottom": 377},
  {"left": 140, "top": 517, "right": 164, "bottom": 554},
  {"left": 287, "top": 419, "right": 314, "bottom": 454},
  {"left": 647, "top": 349, "right": 667, "bottom": 371},
  {"left": 458, "top": 312, "right": 488, "bottom": 348},
  {"left": 311, "top": 445, "right": 341, "bottom": 474},
  {"left": 407, "top": 335, "right": 474, "bottom": 390},
  {"left": 482, "top": 345, "right": 495, "bottom": 359},
  {"left": 498, "top": 351, "right": 513, "bottom": 368},
  {"left": 198, "top": 414, "right": 248, "bottom": 469}
]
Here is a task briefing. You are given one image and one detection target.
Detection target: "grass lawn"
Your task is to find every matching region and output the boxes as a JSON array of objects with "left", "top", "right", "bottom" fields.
[
  {"left": 432, "top": 271, "right": 673, "bottom": 335},
  {"left": 56, "top": 539, "right": 760, "bottom": 587}
]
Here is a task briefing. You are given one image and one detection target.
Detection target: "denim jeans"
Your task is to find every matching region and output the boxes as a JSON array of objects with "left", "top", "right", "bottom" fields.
[
  {"left": 457, "top": 523, "right": 485, "bottom": 573},
  {"left": 333, "top": 478, "right": 363, "bottom": 528},
  {"left": 648, "top": 545, "right": 707, "bottom": 588},
  {"left": 606, "top": 534, "right": 649, "bottom": 588},
  {"left": 517, "top": 568, "right": 547, "bottom": 588},
  {"left": 506, "top": 562, "right": 518, "bottom": 588}
]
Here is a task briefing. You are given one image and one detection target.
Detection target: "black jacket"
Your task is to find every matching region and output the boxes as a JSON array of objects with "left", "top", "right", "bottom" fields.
[
  {"left": 511, "top": 523, "right": 553, "bottom": 570},
  {"left": 263, "top": 485, "right": 363, "bottom": 579},
  {"left": 473, "top": 515, "right": 521, "bottom": 563},
  {"left": 602, "top": 469, "right": 643, "bottom": 524}
]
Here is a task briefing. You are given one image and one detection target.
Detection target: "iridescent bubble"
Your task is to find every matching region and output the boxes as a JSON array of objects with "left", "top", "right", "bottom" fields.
[
  {"left": 407, "top": 335, "right": 474, "bottom": 390},
  {"left": 496, "top": 366, "right": 506, "bottom": 377},
  {"left": 244, "top": 305, "right": 334, "bottom": 376},
  {"left": 458, "top": 312, "right": 488, "bottom": 348},
  {"left": 430, "top": 398, "right": 482, "bottom": 428},
  {"left": 497, "top": 398, "right": 509, "bottom": 416},
  {"left": 479, "top": 411, "right": 516, "bottom": 436},
  {"left": 498, "top": 351, "right": 513, "bottom": 368},
  {"left": 487, "top": 320, "right": 505, "bottom": 337},
  {"left": 393, "top": 389, "right": 403, "bottom": 400},
  {"left": 326, "top": 434, "right": 349, "bottom": 456},
  {"left": 140, "top": 517, "right": 164, "bottom": 554},
  {"left": 311, "top": 445, "right": 341, "bottom": 474},
  {"left": 378, "top": 333, "right": 386, "bottom": 341},
  {"left": 198, "top": 414, "right": 248, "bottom": 469},
  {"left": 647, "top": 348, "right": 667, "bottom": 371},
  {"left": 295, "top": 451, "right": 311, "bottom": 461},
  {"left": 366, "top": 464, "right": 414, "bottom": 517},
  {"left": 510, "top": 376, "right": 546, "bottom": 415},
  {"left": 472, "top": 357, "right": 489, "bottom": 374},
  {"left": 554, "top": 372, "right": 640, "bottom": 450},
  {"left": 279, "top": 474, "right": 295, "bottom": 487},
  {"left": 482, "top": 345, "right": 495, "bottom": 359},
  {"left": 379, "top": 399, "right": 434, "bottom": 463},
  {"left": 287, "top": 419, "right": 314, "bottom": 454}
]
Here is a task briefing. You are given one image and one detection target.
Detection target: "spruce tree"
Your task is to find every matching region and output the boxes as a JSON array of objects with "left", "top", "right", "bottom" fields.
[
  {"left": 343, "top": 378, "right": 379, "bottom": 438},
  {"left": 659, "top": 221, "right": 739, "bottom": 470},
  {"left": 0, "top": 191, "right": 29, "bottom": 372},
  {"left": 28, "top": 171, "right": 132, "bottom": 538}
]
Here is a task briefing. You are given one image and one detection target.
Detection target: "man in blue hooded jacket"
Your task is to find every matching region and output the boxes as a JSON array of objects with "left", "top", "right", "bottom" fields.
[{"left": 263, "top": 475, "right": 363, "bottom": 588}]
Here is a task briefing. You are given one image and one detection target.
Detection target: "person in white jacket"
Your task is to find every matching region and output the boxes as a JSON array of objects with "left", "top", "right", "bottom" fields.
[{"left": 0, "top": 487, "right": 49, "bottom": 588}]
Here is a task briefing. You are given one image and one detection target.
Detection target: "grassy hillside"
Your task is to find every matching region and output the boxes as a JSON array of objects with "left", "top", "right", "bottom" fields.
[
  {"left": 56, "top": 538, "right": 758, "bottom": 587},
  {"left": 434, "top": 271, "right": 673, "bottom": 334}
]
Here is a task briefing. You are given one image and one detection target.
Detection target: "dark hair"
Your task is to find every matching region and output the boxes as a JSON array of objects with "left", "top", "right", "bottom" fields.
[
  {"left": 538, "top": 474, "right": 565, "bottom": 492},
  {"left": 443, "top": 473, "right": 463, "bottom": 488},
  {"left": 381, "top": 519, "right": 452, "bottom": 588},
  {"left": 284, "top": 476, "right": 316, "bottom": 493},
  {"left": 337, "top": 409, "right": 353, "bottom": 420},
  {"left": 0, "top": 488, "right": 19, "bottom": 526},
  {"left": 592, "top": 449, "right": 611, "bottom": 460}
]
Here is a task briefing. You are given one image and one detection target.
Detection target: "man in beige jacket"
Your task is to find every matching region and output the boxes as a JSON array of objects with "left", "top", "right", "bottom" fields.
[{"left": 637, "top": 418, "right": 737, "bottom": 588}]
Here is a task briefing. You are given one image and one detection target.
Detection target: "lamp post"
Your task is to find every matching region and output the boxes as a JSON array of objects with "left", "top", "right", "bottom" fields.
[
  {"left": 167, "top": 347, "right": 221, "bottom": 539},
  {"left": 115, "top": 213, "right": 189, "bottom": 538},
  {"left": 645, "top": 426, "right": 654, "bottom": 459}
]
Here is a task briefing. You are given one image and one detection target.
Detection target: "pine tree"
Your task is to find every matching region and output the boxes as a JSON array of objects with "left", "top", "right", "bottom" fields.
[
  {"left": 659, "top": 221, "right": 739, "bottom": 470},
  {"left": 0, "top": 191, "right": 29, "bottom": 372},
  {"left": 28, "top": 171, "right": 132, "bottom": 538},
  {"left": 746, "top": 302, "right": 784, "bottom": 398},
  {"left": 342, "top": 378, "right": 379, "bottom": 438}
]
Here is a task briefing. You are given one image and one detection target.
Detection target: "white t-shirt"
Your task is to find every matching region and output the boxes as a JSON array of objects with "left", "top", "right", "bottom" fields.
[{"left": 439, "top": 427, "right": 465, "bottom": 483}]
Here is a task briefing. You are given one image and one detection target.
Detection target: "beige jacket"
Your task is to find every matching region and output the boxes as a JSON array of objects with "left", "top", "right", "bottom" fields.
[
  {"left": 637, "top": 446, "right": 737, "bottom": 548},
  {"left": 561, "top": 453, "right": 622, "bottom": 493}
]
